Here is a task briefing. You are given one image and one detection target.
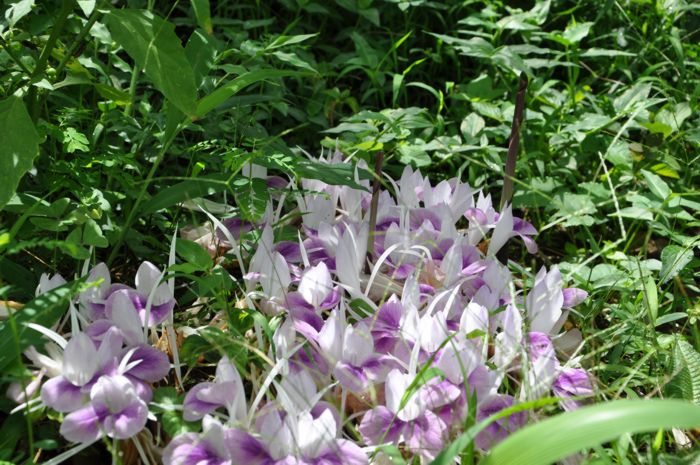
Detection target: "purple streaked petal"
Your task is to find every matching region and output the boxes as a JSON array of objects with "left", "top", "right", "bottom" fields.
[
  {"left": 419, "top": 379, "right": 462, "bottom": 410},
  {"left": 475, "top": 395, "right": 527, "bottom": 450},
  {"left": 101, "top": 401, "right": 148, "bottom": 439},
  {"left": 553, "top": 368, "right": 594, "bottom": 411},
  {"left": 124, "top": 345, "right": 170, "bottom": 382},
  {"left": 60, "top": 405, "right": 102, "bottom": 443},
  {"left": 275, "top": 241, "right": 302, "bottom": 263},
  {"left": 317, "top": 439, "right": 368, "bottom": 465},
  {"left": 359, "top": 406, "right": 403, "bottom": 445},
  {"left": 333, "top": 362, "right": 368, "bottom": 392},
  {"left": 404, "top": 410, "right": 447, "bottom": 461},
  {"left": 183, "top": 383, "right": 220, "bottom": 421},
  {"left": 562, "top": 288, "right": 588, "bottom": 308},
  {"left": 41, "top": 376, "right": 85, "bottom": 412},
  {"left": 224, "top": 428, "right": 270, "bottom": 465},
  {"left": 164, "top": 432, "right": 230, "bottom": 465}
]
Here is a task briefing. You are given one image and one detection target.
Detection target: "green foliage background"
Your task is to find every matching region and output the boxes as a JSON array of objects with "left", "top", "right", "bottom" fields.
[{"left": 0, "top": 0, "right": 698, "bottom": 463}]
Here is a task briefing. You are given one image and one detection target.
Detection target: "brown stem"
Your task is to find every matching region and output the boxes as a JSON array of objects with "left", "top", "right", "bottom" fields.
[
  {"left": 500, "top": 72, "right": 529, "bottom": 210},
  {"left": 367, "top": 151, "right": 384, "bottom": 263}
]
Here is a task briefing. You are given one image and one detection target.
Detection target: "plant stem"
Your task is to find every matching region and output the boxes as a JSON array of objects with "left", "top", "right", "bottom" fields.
[
  {"left": 124, "top": 64, "right": 142, "bottom": 117},
  {"left": 26, "top": 0, "right": 73, "bottom": 121},
  {"left": 367, "top": 151, "right": 384, "bottom": 261},
  {"left": 107, "top": 120, "right": 184, "bottom": 266},
  {"left": 500, "top": 72, "right": 528, "bottom": 210},
  {"left": 0, "top": 35, "right": 32, "bottom": 74},
  {"left": 54, "top": 10, "right": 101, "bottom": 79}
]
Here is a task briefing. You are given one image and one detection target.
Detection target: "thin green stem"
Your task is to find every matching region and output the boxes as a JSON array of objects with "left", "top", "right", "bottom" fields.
[
  {"left": 0, "top": 35, "right": 32, "bottom": 74},
  {"left": 123, "top": 64, "right": 142, "bottom": 117},
  {"left": 107, "top": 121, "right": 184, "bottom": 266},
  {"left": 54, "top": 10, "right": 101, "bottom": 79},
  {"left": 26, "top": 0, "right": 73, "bottom": 121}
]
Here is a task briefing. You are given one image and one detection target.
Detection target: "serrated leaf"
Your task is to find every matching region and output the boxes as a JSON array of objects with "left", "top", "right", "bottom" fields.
[
  {"left": 233, "top": 177, "right": 269, "bottom": 222},
  {"left": 670, "top": 339, "right": 700, "bottom": 405},
  {"left": 105, "top": 9, "right": 198, "bottom": 117},
  {"left": 0, "top": 97, "right": 40, "bottom": 211}
]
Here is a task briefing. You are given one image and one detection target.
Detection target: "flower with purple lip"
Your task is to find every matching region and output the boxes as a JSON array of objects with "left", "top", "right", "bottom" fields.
[
  {"left": 183, "top": 356, "right": 247, "bottom": 422},
  {"left": 360, "top": 368, "right": 453, "bottom": 461},
  {"left": 553, "top": 368, "right": 594, "bottom": 411},
  {"left": 60, "top": 374, "right": 148, "bottom": 443},
  {"left": 474, "top": 394, "right": 527, "bottom": 450},
  {"left": 316, "top": 308, "right": 394, "bottom": 392}
]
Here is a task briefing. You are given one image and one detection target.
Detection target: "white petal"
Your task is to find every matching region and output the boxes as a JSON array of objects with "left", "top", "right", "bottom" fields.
[
  {"left": 135, "top": 261, "right": 161, "bottom": 294},
  {"left": 487, "top": 204, "right": 513, "bottom": 256},
  {"left": 317, "top": 309, "right": 344, "bottom": 363},
  {"left": 62, "top": 333, "right": 98, "bottom": 386},
  {"left": 342, "top": 324, "right": 374, "bottom": 366},
  {"left": 298, "top": 262, "right": 332, "bottom": 307},
  {"left": 110, "top": 292, "right": 144, "bottom": 345}
]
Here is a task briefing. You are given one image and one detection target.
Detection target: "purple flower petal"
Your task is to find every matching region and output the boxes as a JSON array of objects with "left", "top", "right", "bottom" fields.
[
  {"left": 475, "top": 395, "right": 527, "bottom": 450},
  {"left": 404, "top": 410, "right": 447, "bottom": 461},
  {"left": 164, "top": 432, "right": 230, "bottom": 465},
  {"left": 101, "top": 402, "right": 148, "bottom": 439},
  {"left": 60, "top": 405, "right": 102, "bottom": 443},
  {"left": 562, "top": 288, "right": 588, "bottom": 308},
  {"left": 553, "top": 368, "right": 594, "bottom": 411},
  {"left": 41, "top": 376, "right": 85, "bottom": 412},
  {"left": 333, "top": 362, "right": 369, "bottom": 392},
  {"left": 183, "top": 383, "right": 221, "bottom": 421},
  {"left": 124, "top": 345, "right": 170, "bottom": 382},
  {"left": 224, "top": 428, "right": 270, "bottom": 465},
  {"left": 359, "top": 406, "right": 403, "bottom": 445}
]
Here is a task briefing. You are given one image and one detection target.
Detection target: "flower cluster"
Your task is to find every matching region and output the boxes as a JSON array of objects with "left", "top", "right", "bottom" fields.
[
  {"left": 12, "top": 153, "right": 594, "bottom": 463},
  {"left": 15, "top": 262, "right": 173, "bottom": 444},
  {"left": 167, "top": 155, "right": 594, "bottom": 464}
]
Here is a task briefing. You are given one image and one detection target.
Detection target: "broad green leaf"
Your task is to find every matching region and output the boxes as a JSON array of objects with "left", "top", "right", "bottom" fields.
[
  {"left": 186, "top": 29, "right": 219, "bottom": 88},
  {"left": 77, "top": 0, "right": 95, "bottom": 16},
  {"left": 461, "top": 113, "right": 486, "bottom": 138},
  {"left": 295, "top": 160, "right": 371, "bottom": 191},
  {"left": 151, "top": 387, "right": 199, "bottom": 437},
  {"left": 561, "top": 21, "right": 593, "bottom": 44},
  {"left": 4, "top": 0, "right": 34, "bottom": 26},
  {"left": 105, "top": 9, "right": 198, "bottom": 117},
  {"left": 659, "top": 245, "right": 694, "bottom": 283},
  {"left": 190, "top": 0, "right": 212, "bottom": 34},
  {"left": 176, "top": 239, "right": 212, "bottom": 271},
  {"left": 141, "top": 174, "right": 229, "bottom": 215},
  {"left": 641, "top": 169, "right": 671, "bottom": 200},
  {"left": 265, "top": 33, "right": 318, "bottom": 51},
  {"left": 0, "top": 97, "right": 40, "bottom": 211},
  {"left": 398, "top": 144, "right": 431, "bottom": 167},
  {"left": 196, "top": 69, "right": 306, "bottom": 117},
  {"left": 480, "top": 400, "right": 700, "bottom": 465},
  {"left": 83, "top": 218, "right": 108, "bottom": 247}
]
